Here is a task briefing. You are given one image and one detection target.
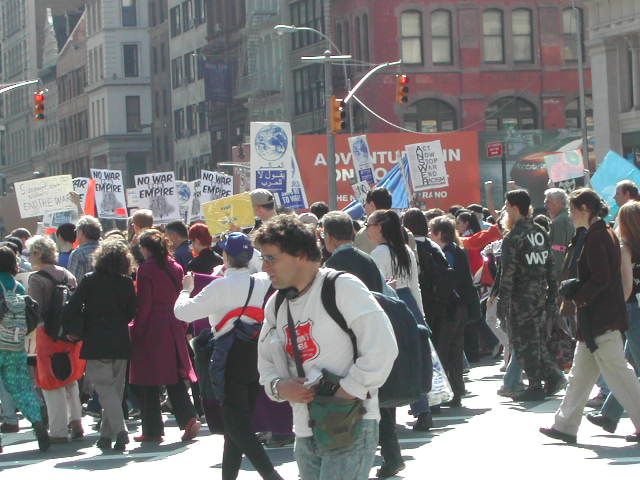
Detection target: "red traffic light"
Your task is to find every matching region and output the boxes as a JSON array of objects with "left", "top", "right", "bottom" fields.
[
  {"left": 399, "top": 75, "right": 409, "bottom": 85},
  {"left": 34, "top": 93, "right": 45, "bottom": 102}
]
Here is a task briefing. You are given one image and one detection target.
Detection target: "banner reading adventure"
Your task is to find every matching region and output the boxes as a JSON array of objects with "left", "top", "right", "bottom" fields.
[
  {"left": 134, "top": 171, "right": 180, "bottom": 223},
  {"left": 90, "top": 169, "right": 128, "bottom": 219},
  {"left": 202, "top": 193, "right": 255, "bottom": 237},
  {"left": 15, "top": 175, "right": 75, "bottom": 219},
  {"left": 250, "top": 122, "right": 294, "bottom": 193}
]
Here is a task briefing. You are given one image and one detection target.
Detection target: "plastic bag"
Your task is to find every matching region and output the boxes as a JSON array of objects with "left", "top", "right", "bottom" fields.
[{"left": 427, "top": 337, "right": 454, "bottom": 406}]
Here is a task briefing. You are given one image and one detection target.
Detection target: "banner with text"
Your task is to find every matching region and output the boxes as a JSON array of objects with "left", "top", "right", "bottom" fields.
[
  {"left": 90, "top": 169, "right": 128, "bottom": 219},
  {"left": 406, "top": 140, "right": 449, "bottom": 192},
  {"left": 348, "top": 135, "right": 375, "bottom": 185},
  {"left": 134, "top": 171, "right": 180, "bottom": 223},
  {"left": 202, "top": 193, "right": 255, "bottom": 237},
  {"left": 250, "top": 122, "right": 294, "bottom": 193},
  {"left": 295, "top": 131, "right": 480, "bottom": 209},
  {"left": 277, "top": 155, "right": 309, "bottom": 210},
  {"left": 15, "top": 175, "right": 75, "bottom": 219},
  {"left": 43, "top": 177, "right": 90, "bottom": 227}
]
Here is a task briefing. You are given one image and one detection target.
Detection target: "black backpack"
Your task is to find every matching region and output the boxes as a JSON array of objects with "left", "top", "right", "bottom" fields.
[
  {"left": 275, "top": 271, "right": 432, "bottom": 408},
  {"left": 35, "top": 270, "right": 75, "bottom": 341},
  {"left": 416, "top": 240, "right": 457, "bottom": 305}
]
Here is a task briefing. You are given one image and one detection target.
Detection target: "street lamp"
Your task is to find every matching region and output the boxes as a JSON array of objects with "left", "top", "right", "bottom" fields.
[{"left": 275, "top": 24, "right": 353, "bottom": 210}]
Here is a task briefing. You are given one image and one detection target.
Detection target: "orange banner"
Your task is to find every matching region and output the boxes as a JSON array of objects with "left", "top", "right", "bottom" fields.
[{"left": 295, "top": 131, "right": 481, "bottom": 210}]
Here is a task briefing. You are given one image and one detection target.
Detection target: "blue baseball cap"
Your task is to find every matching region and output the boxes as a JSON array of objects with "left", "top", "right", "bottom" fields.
[{"left": 220, "top": 232, "right": 254, "bottom": 259}]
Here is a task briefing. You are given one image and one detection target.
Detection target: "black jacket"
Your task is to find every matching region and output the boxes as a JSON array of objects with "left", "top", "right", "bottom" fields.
[
  {"left": 443, "top": 243, "right": 482, "bottom": 323},
  {"left": 63, "top": 271, "right": 136, "bottom": 359},
  {"left": 187, "top": 248, "right": 223, "bottom": 275},
  {"left": 325, "top": 245, "right": 384, "bottom": 293}
]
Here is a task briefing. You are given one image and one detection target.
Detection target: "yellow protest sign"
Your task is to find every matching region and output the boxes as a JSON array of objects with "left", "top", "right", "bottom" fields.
[{"left": 202, "top": 192, "right": 255, "bottom": 237}]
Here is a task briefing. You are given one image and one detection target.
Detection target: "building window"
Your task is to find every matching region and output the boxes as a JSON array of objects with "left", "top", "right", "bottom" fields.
[
  {"left": 485, "top": 97, "right": 538, "bottom": 131},
  {"left": 431, "top": 10, "right": 452, "bottom": 65},
  {"left": 170, "top": 6, "right": 181, "bottom": 37},
  {"left": 194, "top": 0, "right": 204, "bottom": 25},
  {"left": 355, "top": 17, "right": 361, "bottom": 63},
  {"left": 512, "top": 9, "right": 533, "bottom": 63},
  {"left": 152, "top": 46, "right": 158, "bottom": 74},
  {"left": 171, "top": 57, "right": 183, "bottom": 88},
  {"left": 293, "top": 64, "right": 323, "bottom": 115},
  {"left": 565, "top": 96, "right": 593, "bottom": 129},
  {"left": 400, "top": 11, "right": 423, "bottom": 65},
  {"left": 184, "top": 52, "right": 195, "bottom": 83},
  {"left": 403, "top": 99, "right": 457, "bottom": 132},
  {"left": 290, "top": 0, "right": 325, "bottom": 50},
  {"left": 563, "top": 8, "right": 583, "bottom": 62},
  {"left": 161, "top": 43, "right": 167, "bottom": 71},
  {"left": 159, "top": 0, "right": 166, "bottom": 23},
  {"left": 186, "top": 105, "right": 196, "bottom": 136},
  {"left": 483, "top": 9, "right": 504, "bottom": 63},
  {"left": 122, "top": 0, "right": 137, "bottom": 27},
  {"left": 154, "top": 91, "right": 160, "bottom": 119},
  {"left": 182, "top": 0, "right": 192, "bottom": 32},
  {"left": 198, "top": 101, "right": 208, "bottom": 132},
  {"left": 174, "top": 109, "right": 184, "bottom": 138},
  {"left": 163, "top": 89, "right": 169, "bottom": 116},
  {"left": 362, "top": 15, "right": 370, "bottom": 63},
  {"left": 150, "top": 0, "right": 156, "bottom": 27},
  {"left": 123, "top": 44, "right": 139, "bottom": 77},
  {"left": 125, "top": 96, "right": 141, "bottom": 132}
]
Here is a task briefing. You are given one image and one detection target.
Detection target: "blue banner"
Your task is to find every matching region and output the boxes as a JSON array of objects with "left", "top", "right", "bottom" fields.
[
  {"left": 256, "top": 170, "right": 288, "bottom": 193},
  {"left": 592, "top": 150, "right": 640, "bottom": 221},
  {"left": 204, "top": 61, "right": 232, "bottom": 103}
]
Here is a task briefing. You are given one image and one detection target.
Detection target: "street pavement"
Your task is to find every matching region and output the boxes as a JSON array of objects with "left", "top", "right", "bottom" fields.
[{"left": 1, "top": 360, "right": 639, "bottom": 478}]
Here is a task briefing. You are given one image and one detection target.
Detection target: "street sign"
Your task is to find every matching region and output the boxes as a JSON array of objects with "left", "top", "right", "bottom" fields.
[{"left": 487, "top": 142, "right": 504, "bottom": 158}]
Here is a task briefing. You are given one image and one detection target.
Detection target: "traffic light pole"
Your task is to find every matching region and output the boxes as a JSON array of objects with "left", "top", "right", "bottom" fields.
[{"left": 324, "top": 50, "right": 338, "bottom": 211}]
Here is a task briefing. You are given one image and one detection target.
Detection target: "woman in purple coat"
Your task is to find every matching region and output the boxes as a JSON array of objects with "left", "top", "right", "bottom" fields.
[{"left": 130, "top": 230, "right": 201, "bottom": 442}]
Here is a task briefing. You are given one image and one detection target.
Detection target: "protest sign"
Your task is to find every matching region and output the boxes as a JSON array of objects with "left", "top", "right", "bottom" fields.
[
  {"left": 42, "top": 177, "right": 90, "bottom": 227},
  {"left": 592, "top": 150, "right": 640, "bottom": 221},
  {"left": 544, "top": 150, "right": 584, "bottom": 183},
  {"left": 250, "top": 122, "right": 294, "bottom": 193},
  {"left": 200, "top": 170, "right": 234, "bottom": 203},
  {"left": 176, "top": 180, "right": 196, "bottom": 224},
  {"left": 191, "top": 179, "right": 203, "bottom": 221},
  {"left": 405, "top": 141, "right": 449, "bottom": 192},
  {"left": 90, "top": 169, "right": 128, "bottom": 219},
  {"left": 126, "top": 188, "right": 141, "bottom": 209},
  {"left": 277, "top": 155, "right": 308, "bottom": 210},
  {"left": 15, "top": 175, "right": 75, "bottom": 219},
  {"left": 202, "top": 193, "right": 255, "bottom": 237},
  {"left": 352, "top": 181, "right": 372, "bottom": 206},
  {"left": 134, "top": 171, "right": 180, "bottom": 223},
  {"left": 348, "top": 136, "right": 375, "bottom": 185}
]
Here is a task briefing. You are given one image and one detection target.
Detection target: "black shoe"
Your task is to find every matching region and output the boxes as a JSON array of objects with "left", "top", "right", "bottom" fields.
[
  {"left": 511, "top": 386, "right": 546, "bottom": 402},
  {"left": 442, "top": 397, "right": 462, "bottom": 408},
  {"left": 545, "top": 374, "right": 567, "bottom": 396},
  {"left": 586, "top": 413, "right": 617, "bottom": 434},
  {"left": 413, "top": 413, "right": 433, "bottom": 431},
  {"left": 96, "top": 437, "right": 112, "bottom": 450},
  {"left": 625, "top": 432, "right": 640, "bottom": 442},
  {"left": 429, "top": 405, "right": 441, "bottom": 415},
  {"left": 264, "top": 471, "right": 285, "bottom": 480},
  {"left": 265, "top": 433, "right": 295, "bottom": 448},
  {"left": 539, "top": 427, "right": 577, "bottom": 444},
  {"left": 113, "top": 431, "right": 129, "bottom": 451},
  {"left": 33, "top": 422, "right": 50, "bottom": 452},
  {"left": 377, "top": 460, "right": 406, "bottom": 478}
]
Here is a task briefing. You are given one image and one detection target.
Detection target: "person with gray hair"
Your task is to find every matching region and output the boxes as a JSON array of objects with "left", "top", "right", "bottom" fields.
[
  {"left": 67, "top": 215, "right": 102, "bottom": 282},
  {"left": 544, "top": 188, "right": 575, "bottom": 281}
]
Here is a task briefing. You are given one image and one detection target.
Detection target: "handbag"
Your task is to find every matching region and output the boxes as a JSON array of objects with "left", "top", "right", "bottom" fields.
[{"left": 285, "top": 300, "right": 365, "bottom": 453}]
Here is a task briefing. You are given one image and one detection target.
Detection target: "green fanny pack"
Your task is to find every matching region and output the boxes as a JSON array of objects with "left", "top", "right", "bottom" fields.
[{"left": 308, "top": 394, "right": 366, "bottom": 453}]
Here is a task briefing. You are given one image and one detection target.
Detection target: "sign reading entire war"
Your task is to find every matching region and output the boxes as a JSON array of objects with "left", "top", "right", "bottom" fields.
[
  {"left": 202, "top": 192, "right": 255, "bottom": 237},
  {"left": 295, "top": 132, "right": 481, "bottom": 209},
  {"left": 15, "top": 175, "right": 75, "bottom": 218},
  {"left": 90, "top": 169, "right": 128, "bottom": 219},
  {"left": 135, "top": 171, "right": 180, "bottom": 223}
]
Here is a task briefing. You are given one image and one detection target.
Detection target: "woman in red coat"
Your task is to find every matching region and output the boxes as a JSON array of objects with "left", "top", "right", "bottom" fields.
[{"left": 129, "top": 229, "right": 200, "bottom": 442}]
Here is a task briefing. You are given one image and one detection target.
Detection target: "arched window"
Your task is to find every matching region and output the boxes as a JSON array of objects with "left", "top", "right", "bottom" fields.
[
  {"left": 483, "top": 9, "right": 504, "bottom": 63},
  {"left": 400, "top": 11, "right": 423, "bottom": 65},
  {"left": 403, "top": 98, "right": 457, "bottom": 133},
  {"left": 512, "top": 9, "right": 533, "bottom": 63},
  {"left": 563, "top": 7, "right": 583, "bottom": 62},
  {"left": 566, "top": 96, "right": 593, "bottom": 129},
  {"left": 485, "top": 97, "right": 538, "bottom": 131},
  {"left": 431, "top": 10, "right": 452, "bottom": 65}
]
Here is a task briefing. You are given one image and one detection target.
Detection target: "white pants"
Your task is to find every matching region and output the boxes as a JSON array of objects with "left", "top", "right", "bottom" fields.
[
  {"left": 42, "top": 381, "right": 82, "bottom": 438},
  {"left": 486, "top": 300, "right": 510, "bottom": 364},
  {"left": 553, "top": 330, "right": 640, "bottom": 435}
]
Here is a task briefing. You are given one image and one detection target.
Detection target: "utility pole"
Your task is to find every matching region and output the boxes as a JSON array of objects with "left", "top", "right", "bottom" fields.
[{"left": 572, "top": 0, "right": 589, "bottom": 165}]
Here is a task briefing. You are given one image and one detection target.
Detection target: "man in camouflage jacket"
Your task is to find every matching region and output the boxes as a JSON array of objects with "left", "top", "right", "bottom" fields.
[{"left": 498, "top": 190, "right": 566, "bottom": 401}]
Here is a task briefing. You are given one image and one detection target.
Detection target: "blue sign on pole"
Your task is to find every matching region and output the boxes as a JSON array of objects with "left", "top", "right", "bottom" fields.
[{"left": 204, "top": 61, "right": 232, "bottom": 103}]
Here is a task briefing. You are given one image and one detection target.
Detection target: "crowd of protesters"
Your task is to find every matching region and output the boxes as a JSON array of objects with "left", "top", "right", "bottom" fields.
[{"left": 1, "top": 179, "right": 640, "bottom": 480}]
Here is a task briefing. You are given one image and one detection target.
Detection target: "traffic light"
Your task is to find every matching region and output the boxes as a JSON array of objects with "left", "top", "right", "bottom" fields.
[
  {"left": 34, "top": 92, "right": 45, "bottom": 121},
  {"left": 330, "top": 96, "right": 346, "bottom": 133},
  {"left": 395, "top": 75, "right": 409, "bottom": 104}
]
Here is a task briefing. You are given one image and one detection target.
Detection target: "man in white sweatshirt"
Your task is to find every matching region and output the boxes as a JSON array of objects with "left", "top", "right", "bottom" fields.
[{"left": 255, "top": 215, "right": 398, "bottom": 480}]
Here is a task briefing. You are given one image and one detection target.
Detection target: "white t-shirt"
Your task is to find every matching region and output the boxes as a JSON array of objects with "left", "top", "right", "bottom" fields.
[
  {"left": 258, "top": 268, "right": 398, "bottom": 437},
  {"left": 370, "top": 244, "right": 424, "bottom": 315}
]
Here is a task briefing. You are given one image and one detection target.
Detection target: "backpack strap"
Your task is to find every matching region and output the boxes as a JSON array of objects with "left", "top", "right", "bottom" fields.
[
  {"left": 35, "top": 269, "right": 67, "bottom": 287},
  {"left": 321, "top": 271, "right": 358, "bottom": 363},
  {"left": 274, "top": 290, "right": 286, "bottom": 318}
]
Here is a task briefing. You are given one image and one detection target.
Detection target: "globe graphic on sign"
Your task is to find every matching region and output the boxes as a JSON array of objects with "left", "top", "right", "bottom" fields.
[
  {"left": 176, "top": 182, "right": 191, "bottom": 203},
  {"left": 254, "top": 124, "right": 288, "bottom": 162}
]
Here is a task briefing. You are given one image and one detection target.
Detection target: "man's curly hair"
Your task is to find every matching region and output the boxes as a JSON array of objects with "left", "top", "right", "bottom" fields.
[{"left": 253, "top": 214, "right": 321, "bottom": 262}]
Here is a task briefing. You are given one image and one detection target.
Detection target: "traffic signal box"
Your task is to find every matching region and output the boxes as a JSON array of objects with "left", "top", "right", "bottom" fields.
[
  {"left": 330, "top": 96, "right": 346, "bottom": 133},
  {"left": 395, "top": 75, "right": 409, "bottom": 104},
  {"left": 34, "top": 92, "right": 45, "bottom": 121}
]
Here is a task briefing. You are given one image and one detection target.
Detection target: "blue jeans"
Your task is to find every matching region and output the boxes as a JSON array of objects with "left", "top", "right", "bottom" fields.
[
  {"left": 295, "top": 419, "right": 379, "bottom": 480},
  {"left": 0, "top": 374, "right": 18, "bottom": 424},
  {"left": 600, "top": 302, "right": 640, "bottom": 425},
  {"left": 503, "top": 351, "right": 523, "bottom": 392}
]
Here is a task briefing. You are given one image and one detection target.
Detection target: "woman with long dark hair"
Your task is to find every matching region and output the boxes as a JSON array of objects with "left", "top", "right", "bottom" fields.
[
  {"left": 129, "top": 230, "right": 201, "bottom": 443},
  {"left": 455, "top": 210, "right": 482, "bottom": 237},
  {"left": 541, "top": 189, "right": 640, "bottom": 444}
]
